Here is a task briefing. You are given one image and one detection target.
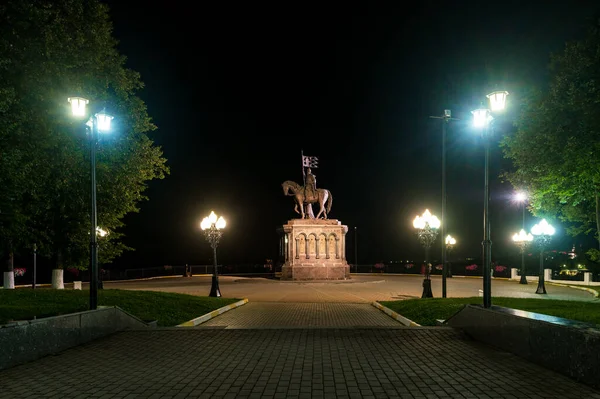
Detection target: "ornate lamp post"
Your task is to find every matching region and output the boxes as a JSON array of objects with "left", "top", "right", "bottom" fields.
[
  {"left": 413, "top": 209, "right": 440, "bottom": 298},
  {"left": 514, "top": 192, "right": 528, "bottom": 284},
  {"left": 512, "top": 229, "right": 533, "bottom": 284},
  {"left": 68, "top": 97, "right": 113, "bottom": 310},
  {"left": 531, "top": 219, "right": 555, "bottom": 294},
  {"left": 472, "top": 90, "right": 509, "bottom": 308},
  {"left": 200, "top": 211, "right": 226, "bottom": 297},
  {"left": 445, "top": 235, "right": 456, "bottom": 279}
]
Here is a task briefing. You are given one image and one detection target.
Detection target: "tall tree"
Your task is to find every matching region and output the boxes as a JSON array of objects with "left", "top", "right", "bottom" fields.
[
  {"left": 0, "top": 0, "right": 169, "bottom": 272},
  {"left": 501, "top": 20, "right": 600, "bottom": 259}
]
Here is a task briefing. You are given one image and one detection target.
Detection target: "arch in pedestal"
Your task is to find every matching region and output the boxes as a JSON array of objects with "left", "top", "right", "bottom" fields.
[
  {"left": 295, "top": 233, "right": 307, "bottom": 259},
  {"left": 327, "top": 233, "right": 339, "bottom": 259},
  {"left": 318, "top": 233, "right": 327, "bottom": 259},
  {"left": 307, "top": 233, "right": 318, "bottom": 259}
]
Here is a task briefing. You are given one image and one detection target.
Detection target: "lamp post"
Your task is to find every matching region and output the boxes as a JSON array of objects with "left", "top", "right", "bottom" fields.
[
  {"left": 531, "top": 219, "right": 555, "bottom": 294},
  {"left": 96, "top": 227, "right": 108, "bottom": 289},
  {"left": 200, "top": 211, "right": 226, "bottom": 297},
  {"left": 68, "top": 97, "right": 113, "bottom": 310},
  {"left": 512, "top": 229, "right": 533, "bottom": 284},
  {"left": 430, "top": 110, "right": 458, "bottom": 298},
  {"left": 354, "top": 226, "right": 358, "bottom": 273},
  {"left": 32, "top": 243, "right": 37, "bottom": 290},
  {"left": 445, "top": 235, "right": 456, "bottom": 281},
  {"left": 514, "top": 192, "right": 528, "bottom": 284},
  {"left": 472, "top": 90, "right": 509, "bottom": 308},
  {"left": 413, "top": 209, "right": 440, "bottom": 298}
]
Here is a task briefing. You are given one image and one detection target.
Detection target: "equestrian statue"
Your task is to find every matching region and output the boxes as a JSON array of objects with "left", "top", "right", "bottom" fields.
[{"left": 282, "top": 167, "right": 333, "bottom": 219}]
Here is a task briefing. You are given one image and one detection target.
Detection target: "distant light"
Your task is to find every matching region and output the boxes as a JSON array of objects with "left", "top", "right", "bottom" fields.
[
  {"left": 444, "top": 109, "right": 451, "bottom": 118},
  {"left": 445, "top": 235, "right": 456, "bottom": 245},
  {"left": 487, "top": 90, "right": 509, "bottom": 112},
  {"left": 68, "top": 97, "right": 89, "bottom": 117},
  {"left": 472, "top": 108, "right": 492, "bottom": 128},
  {"left": 96, "top": 112, "right": 113, "bottom": 133}
]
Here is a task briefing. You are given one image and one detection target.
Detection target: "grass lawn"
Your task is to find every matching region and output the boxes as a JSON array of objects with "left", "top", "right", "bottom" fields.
[
  {"left": 379, "top": 297, "right": 600, "bottom": 327},
  {"left": 0, "top": 288, "right": 240, "bottom": 327}
]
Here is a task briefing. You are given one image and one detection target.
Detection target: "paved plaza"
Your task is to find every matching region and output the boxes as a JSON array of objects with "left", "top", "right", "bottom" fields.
[
  {"left": 1, "top": 275, "right": 598, "bottom": 398},
  {"left": 104, "top": 274, "right": 598, "bottom": 303}
]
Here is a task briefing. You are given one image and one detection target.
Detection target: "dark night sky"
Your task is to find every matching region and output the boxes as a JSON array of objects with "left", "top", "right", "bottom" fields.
[{"left": 103, "top": 1, "right": 598, "bottom": 268}]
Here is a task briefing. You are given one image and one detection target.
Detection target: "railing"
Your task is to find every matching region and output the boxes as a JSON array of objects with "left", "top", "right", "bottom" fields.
[{"left": 5, "top": 263, "right": 597, "bottom": 286}]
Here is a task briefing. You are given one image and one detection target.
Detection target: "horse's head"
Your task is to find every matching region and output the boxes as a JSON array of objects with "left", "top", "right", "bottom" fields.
[{"left": 282, "top": 180, "right": 298, "bottom": 196}]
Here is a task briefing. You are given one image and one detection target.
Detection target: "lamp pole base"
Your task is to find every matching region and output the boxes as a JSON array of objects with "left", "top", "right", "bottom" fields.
[
  {"left": 535, "top": 282, "right": 547, "bottom": 294},
  {"left": 519, "top": 274, "right": 528, "bottom": 285},
  {"left": 209, "top": 275, "right": 221, "bottom": 297},
  {"left": 421, "top": 278, "right": 433, "bottom": 298}
]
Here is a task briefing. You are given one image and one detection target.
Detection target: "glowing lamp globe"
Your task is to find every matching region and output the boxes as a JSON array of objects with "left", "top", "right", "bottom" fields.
[
  {"left": 512, "top": 229, "right": 533, "bottom": 243},
  {"left": 487, "top": 90, "right": 509, "bottom": 112},
  {"left": 68, "top": 97, "right": 89, "bottom": 117},
  {"left": 472, "top": 108, "right": 493, "bottom": 128},
  {"left": 531, "top": 219, "right": 555, "bottom": 236},
  {"left": 96, "top": 112, "right": 113, "bottom": 133},
  {"left": 413, "top": 209, "right": 440, "bottom": 229}
]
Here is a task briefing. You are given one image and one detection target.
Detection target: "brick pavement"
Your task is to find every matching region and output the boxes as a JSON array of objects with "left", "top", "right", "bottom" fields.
[
  {"left": 1, "top": 328, "right": 599, "bottom": 398},
  {"left": 199, "top": 302, "right": 404, "bottom": 328},
  {"left": 2, "top": 277, "right": 598, "bottom": 398}
]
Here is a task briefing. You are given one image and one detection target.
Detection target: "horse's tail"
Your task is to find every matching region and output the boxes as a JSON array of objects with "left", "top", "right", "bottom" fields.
[{"left": 326, "top": 190, "right": 333, "bottom": 214}]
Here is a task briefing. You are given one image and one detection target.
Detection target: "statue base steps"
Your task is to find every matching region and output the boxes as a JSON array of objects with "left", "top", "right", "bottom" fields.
[{"left": 278, "top": 219, "right": 350, "bottom": 281}]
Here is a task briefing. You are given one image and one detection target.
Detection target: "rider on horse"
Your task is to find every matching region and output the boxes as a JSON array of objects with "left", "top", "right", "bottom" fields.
[{"left": 305, "top": 168, "right": 317, "bottom": 203}]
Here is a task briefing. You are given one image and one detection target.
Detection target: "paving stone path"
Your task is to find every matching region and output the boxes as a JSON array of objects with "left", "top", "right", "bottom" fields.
[
  {"left": 199, "top": 302, "right": 403, "bottom": 329},
  {"left": 2, "top": 297, "right": 600, "bottom": 398}
]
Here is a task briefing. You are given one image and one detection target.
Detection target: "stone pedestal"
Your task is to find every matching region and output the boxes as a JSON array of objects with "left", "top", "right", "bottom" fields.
[{"left": 277, "top": 219, "right": 350, "bottom": 280}]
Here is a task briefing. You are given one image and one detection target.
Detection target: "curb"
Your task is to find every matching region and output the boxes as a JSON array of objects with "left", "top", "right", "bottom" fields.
[
  {"left": 371, "top": 302, "right": 421, "bottom": 327},
  {"left": 547, "top": 282, "right": 599, "bottom": 298},
  {"left": 176, "top": 298, "right": 249, "bottom": 327}
]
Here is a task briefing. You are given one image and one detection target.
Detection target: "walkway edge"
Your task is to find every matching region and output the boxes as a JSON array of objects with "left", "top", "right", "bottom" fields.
[
  {"left": 547, "top": 282, "right": 599, "bottom": 298},
  {"left": 371, "top": 302, "right": 421, "bottom": 327},
  {"left": 176, "top": 299, "right": 249, "bottom": 327}
]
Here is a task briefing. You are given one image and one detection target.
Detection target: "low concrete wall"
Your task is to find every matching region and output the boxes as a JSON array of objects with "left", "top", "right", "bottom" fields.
[
  {"left": 0, "top": 306, "right": 153, "bottom": 371},
  {"left": 445, "top": 304, "right": 600, "bottom": 390}
]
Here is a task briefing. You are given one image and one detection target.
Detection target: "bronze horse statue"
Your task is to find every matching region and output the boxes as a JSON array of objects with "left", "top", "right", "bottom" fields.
[{"left": 282, "top": 180, "right": 333, "bottom": 219}]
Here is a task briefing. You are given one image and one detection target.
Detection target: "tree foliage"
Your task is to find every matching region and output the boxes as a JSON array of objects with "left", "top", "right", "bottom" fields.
[
  {"left": 501, "top": 22, "right": 600, "bottom": 258},
  {"left": 0, "top": 0, "right": 169, "bottom": 269}
]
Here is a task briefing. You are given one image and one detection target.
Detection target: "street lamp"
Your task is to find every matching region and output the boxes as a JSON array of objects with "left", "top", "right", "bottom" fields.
[
  {"left": 200, "top": 211, "right": 226, "bottom": 297},
  {"left": 512, "top": 229, "right": 533, "bottom": 285},
  {"left": 68, "top": 97, "right": 113, "bottom": 310},
  {"left": 472, "top": 90, "right": 509, "bottom": 308},
  {"left": 514, "top": 192, "right": 528, "bottom": 284},
  {"left": 445, "top": 234, "right": 456, "bottom": 279},
  {"left": 413, "top": 209, "right": 440, "bottom": 298},
  {"left": 430, "top": 110, "right": 458, "bottom": 298},
  {"left": 531, "top": 219, "right": 555, "bottom": 294}
]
